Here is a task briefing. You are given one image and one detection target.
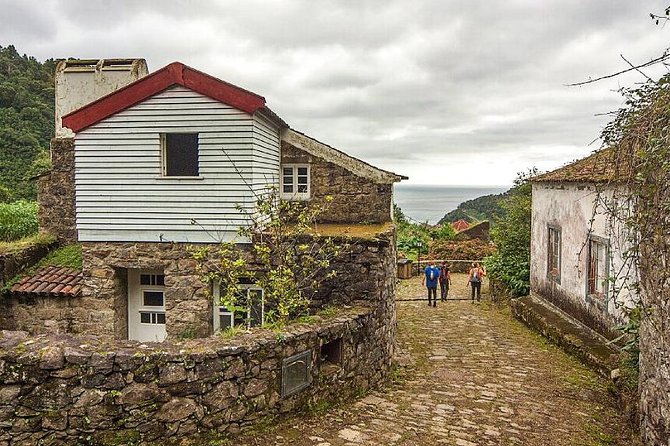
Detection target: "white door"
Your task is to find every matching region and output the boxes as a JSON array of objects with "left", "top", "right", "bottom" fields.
[{"left": 128, "top": 270, "right": 167, "bottom": 342}]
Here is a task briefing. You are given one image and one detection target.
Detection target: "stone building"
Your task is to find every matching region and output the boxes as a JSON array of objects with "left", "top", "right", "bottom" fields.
[
  {"left": 530, "top": 148, "right": 637, "bottom": 339},
  {"left": 9, "top": 59, "right": 406, "bottom": 343}
]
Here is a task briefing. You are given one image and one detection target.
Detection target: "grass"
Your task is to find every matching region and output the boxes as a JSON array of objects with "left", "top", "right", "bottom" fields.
[
  {"left": 35, "top": 244, "right": 82, "bottom": 269},
  {"left": 0, "top": 232, "right": 55, "bottom": 255},
  {"left": 0, "top": 200, "right": 39, "bottom": 241}
]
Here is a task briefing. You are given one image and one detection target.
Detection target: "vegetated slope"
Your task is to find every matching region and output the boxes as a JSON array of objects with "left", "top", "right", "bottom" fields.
[
  {"left": 437, "top": 190, "right": 508, "bottom": 225},
  {"left": 0, "top": 45, "right": 56, "bottom": 200}
]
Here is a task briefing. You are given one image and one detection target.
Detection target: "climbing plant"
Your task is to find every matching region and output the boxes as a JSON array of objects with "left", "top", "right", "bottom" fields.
[{"left": 596, "top": 74, "right": 670, "bottom": 372}]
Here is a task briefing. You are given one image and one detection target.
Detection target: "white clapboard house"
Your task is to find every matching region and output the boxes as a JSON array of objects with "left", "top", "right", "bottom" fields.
[{"left": 36, "top": 59, "right": 405, "bottom": 342}]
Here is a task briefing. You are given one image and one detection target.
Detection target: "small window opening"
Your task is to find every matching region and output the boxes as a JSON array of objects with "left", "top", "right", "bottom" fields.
[
  {"left": 282, "top": 350, "right": 312, "bottom": 398},
  {"left": 162, "top": 133, "right": 199, "bottom": 177},
  {"left": 320, "top": 338, "right": 343, "bottom": 366}
]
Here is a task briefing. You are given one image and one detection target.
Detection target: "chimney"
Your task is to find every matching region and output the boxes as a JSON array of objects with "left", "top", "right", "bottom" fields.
[{"left": 55, "top": 59, "right": 149, "bottom": 137}]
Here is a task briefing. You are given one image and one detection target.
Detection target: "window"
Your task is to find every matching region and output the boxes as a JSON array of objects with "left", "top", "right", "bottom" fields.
[
  {"left": 282, "top": 350, "right": 312, "bottom": 398},
  {"left": 161, "top": 133, "right": 199, "bottom": 177},
  {"left": 139, "top": 273, "right": 165, "bottom": 326},
  {"left": 212, "top": 282, "right": 265, "bottom": 332},
  {"left": 588, "top": 237, "right": 609, "bottom": 298},
  {"left": 547, "top": 226, "right": 561, "bottom": 283},
  {"left": 281, "top": 165, "right": 310, "bottom": 200}
]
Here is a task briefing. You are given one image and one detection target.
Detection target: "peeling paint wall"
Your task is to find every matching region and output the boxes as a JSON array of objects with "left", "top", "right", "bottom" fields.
[
  {"left": 530, "top": 182, "right": 637, "bottom": 337},
  {"left": 55, "top": 59, "right": 148, "bottom": 137}
]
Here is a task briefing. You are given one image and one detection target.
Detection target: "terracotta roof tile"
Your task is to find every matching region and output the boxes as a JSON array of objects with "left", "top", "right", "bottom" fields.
[{"left": 10, "top": 266, "right": 83, "bottom": 298}]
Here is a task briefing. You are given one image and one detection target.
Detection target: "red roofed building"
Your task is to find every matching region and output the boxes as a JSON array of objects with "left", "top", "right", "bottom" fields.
[
  {"left": 451, "top": 219, "right": 470, "bottom": 232},
  {"left": 27, "top": 59, "right": 406, "bottom": 342}
]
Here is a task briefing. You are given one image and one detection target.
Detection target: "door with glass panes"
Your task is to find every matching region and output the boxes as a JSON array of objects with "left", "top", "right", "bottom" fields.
[{"left": 128, "top": 270, "right": 167, "bottom": 342}]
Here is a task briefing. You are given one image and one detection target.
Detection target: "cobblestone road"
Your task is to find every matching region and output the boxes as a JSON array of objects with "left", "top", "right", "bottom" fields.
[{"left": 234, "top": 274, "right": 638, "bottom": 446}]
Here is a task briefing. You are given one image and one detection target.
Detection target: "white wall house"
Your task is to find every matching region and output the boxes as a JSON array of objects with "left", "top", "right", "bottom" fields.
[
  {"left": 530, "top": 149, "right": 638, "bottom": 338},
  {"left": 60, "top": 62, "right": 284, "bottom": 243}
]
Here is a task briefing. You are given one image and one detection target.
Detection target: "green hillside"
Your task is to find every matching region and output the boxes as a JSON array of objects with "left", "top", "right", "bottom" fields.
[
  {"left": 437, "top": 190, "right": 509, "bottom": 225},
  {"left": 0, "top": 45, "right": 56, "bottom": 200}
]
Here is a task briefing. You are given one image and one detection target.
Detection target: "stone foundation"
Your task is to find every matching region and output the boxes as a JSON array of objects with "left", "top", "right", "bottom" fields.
[
  {"left": 74, "top": 228, "right": 396, "bottom": 341},
  {"left": 37, "top": 138, "right": 77, "bottom": 245},
  {"left": 281, "top": 141, "right": 392, "bottom": 224}
]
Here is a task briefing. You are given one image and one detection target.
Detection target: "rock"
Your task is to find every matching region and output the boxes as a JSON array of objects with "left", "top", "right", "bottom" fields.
[
  {"left": 156, "top": 398, "right": 197, "bottom": 422},
  {"left": 159, "top": 363, "right": 187, "bottom": 385},
  {"left": 610, "top": 368, "right": 621, "bottom": 381},
  {"left": 39, "top": 347, "right": 64, "bottom": 370}
]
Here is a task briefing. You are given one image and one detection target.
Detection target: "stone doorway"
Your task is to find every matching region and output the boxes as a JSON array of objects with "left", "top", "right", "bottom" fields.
[{"left": 127, "top": 269, "right": 167, "bottom": 342}]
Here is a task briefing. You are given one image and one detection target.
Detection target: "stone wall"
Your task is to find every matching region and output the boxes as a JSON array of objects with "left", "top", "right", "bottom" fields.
[
  {"left": 638, "top": 268, "right": 670, "bottom": 444},
  {"left": 281, "top": 141, "right": 393, "bottom": 224},
  {"left": 76, "top": 229, "right": 396, "bottom": 341},
  {"left": 0, "top": 295, "right": 80, "bottom": 335},
  {"left": 0, "top": 300, "right": 395, "bottom": 445},
  {"left": 38, "top": 138, "right": 77, "bottom": 245}
]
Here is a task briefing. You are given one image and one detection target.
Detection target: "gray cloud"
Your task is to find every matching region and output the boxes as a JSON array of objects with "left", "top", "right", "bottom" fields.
[{"left": 1, "top": 0, "right": 669, "bottom": 185}]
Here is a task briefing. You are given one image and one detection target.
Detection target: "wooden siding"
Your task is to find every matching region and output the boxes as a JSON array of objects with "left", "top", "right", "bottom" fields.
[{"left": 74, "top": 86, "right": 280, "bottom": 243}]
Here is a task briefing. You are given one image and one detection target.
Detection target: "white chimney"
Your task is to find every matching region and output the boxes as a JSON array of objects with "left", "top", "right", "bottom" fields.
[{"left": 55, "top": 59, "right": 149, "bottom": 137}]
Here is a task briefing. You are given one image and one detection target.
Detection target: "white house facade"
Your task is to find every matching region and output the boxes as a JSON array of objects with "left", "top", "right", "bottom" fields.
[{"left": 530, "top": 149, "right": 638, "bottom": 338}]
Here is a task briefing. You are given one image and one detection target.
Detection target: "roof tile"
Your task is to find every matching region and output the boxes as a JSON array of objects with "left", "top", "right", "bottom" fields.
[{"left": 10, "top": 266, "right": 83, "bottom": 298}]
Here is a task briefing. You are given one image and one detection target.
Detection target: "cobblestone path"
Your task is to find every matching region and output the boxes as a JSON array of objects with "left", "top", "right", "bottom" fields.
[{"left": 233, "top": 274, "right": 638, "bottom": 446}]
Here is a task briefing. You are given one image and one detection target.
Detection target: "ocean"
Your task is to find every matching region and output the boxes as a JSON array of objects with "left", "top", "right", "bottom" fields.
[{"left": 394, "top": 184, "right": 510, "bottom": 224}]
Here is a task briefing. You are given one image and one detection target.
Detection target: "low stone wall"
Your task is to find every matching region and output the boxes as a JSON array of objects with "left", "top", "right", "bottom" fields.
[
  {"left": 281, "top": 142, "right": 392, "bottom": 224},
  {"left": 532, "top": 281, "right": 619, "bottom": 340},
  {"left": 0, "top": 301, "right": 394, "bottom": 445},
  {"left": 38, "top": 138, "right": 77, "bottom": 245}
]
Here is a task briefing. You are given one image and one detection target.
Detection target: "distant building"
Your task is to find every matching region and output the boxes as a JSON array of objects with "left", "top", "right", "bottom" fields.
[{"left": 451, "top": 219, "right": 470, "bottom": 232}]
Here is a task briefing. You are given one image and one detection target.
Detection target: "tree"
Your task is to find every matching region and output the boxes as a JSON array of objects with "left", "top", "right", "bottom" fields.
[
  {"left": 484, "top": 169, "right": 536, "bottom": 296},
  {"left": 193, "top": 186, "right": 347, "bottom": 328}
]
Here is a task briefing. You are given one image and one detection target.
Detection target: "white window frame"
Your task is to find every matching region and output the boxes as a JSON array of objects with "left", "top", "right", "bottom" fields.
[
  {"left": 587, "top": 236, "right": 609, "bottom": 300},
  {"left": 138, "top": 272, "right": 166, "bottom": 326},
  {"left": 547, "top": 225, "right": 561, "bottom": 284},
  {"left": 212, "top": 282, "right": 265, "bottom": 331},
  {"left": 280, "top": 164, "right": 310, "bottom": 200}
]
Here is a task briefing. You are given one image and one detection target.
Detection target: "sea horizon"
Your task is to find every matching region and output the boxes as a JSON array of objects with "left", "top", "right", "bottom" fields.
[{"left": 394, "top": 184, "right": 510, "bottom": 224}]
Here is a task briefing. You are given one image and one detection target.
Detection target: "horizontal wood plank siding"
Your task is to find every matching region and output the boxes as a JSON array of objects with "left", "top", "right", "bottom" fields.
[
  {"left": 252, "top": 112, "right": 280, "bottom": 193},
  {"left": 74, "top": 86, "right": 280, "bottom": 242}
]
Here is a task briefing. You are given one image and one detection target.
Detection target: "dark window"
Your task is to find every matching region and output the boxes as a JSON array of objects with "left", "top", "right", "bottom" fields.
[
  {"left": 140, "top": 274, "right": 165, "bottom": 286},
  {"left": 143, "top": 291, "right": 164, "bottom": 307},
  {"left": 321, "top": 338, "right": 343, "bottom": 365},
  {"left": 282, "top": 350, "right": 312, "bottom": 398},
  {"left": 548, "top": 226, "right": 561, "bottom": 283},
  {"left": 163, "top": 133, "right": 199, "bottom": 176}
]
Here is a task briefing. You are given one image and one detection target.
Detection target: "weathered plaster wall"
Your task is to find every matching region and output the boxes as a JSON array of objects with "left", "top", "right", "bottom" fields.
[
  {"left": 281, "top": 142, "right": 393, "bottom": 224},
  {"left": 38, "top": 138, "right": 77, "bottom": 245},
  {"left": 530, "top": 183, "right": 636, "bottom": 338},
  {"left": 0, "top": 301, "right": 394, "bottom": 445}
]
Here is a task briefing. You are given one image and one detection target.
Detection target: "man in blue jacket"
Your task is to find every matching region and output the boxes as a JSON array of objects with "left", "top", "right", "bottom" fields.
[{"left": 422, "top": 261, "right": 441, "bottom": 307}]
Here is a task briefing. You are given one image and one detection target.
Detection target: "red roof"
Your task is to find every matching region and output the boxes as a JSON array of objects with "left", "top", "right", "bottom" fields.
[
  {"left": 62, "top": 62, "right": 272, "bottom": 132},
  {"left": 451, "top": 219, "right": 470, "bottom": 232},
  {"left": 10, "top": 266, "right": 83, "bottom": 298}
]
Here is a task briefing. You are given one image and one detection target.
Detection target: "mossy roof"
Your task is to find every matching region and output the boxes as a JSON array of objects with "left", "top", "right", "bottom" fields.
[{"left": 532, "top": 148, "right": 627, "bottom": 184}]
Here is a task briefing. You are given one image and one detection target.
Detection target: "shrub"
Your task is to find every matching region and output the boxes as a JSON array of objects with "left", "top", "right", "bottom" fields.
[
  {"left": 429, "top": 238, "right": 496, "bottom": 260},
  {"left": 0, "top": 200, "right": 39, "bottom": 241}
]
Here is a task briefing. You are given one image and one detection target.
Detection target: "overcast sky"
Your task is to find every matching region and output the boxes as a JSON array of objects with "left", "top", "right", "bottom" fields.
[{"left": 2, "top": 0, "right": 669, "bottom": 186}]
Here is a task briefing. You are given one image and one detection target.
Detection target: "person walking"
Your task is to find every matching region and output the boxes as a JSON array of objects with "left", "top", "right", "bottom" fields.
[
  {"left": 422, "top": 261, "right": 441, "bottom": 307},
  {"left": 468, "top": 262, "right": 486, "bottom": 302},
  {"left": 439, "top": 262, "right": 451, "bottom": 302}
]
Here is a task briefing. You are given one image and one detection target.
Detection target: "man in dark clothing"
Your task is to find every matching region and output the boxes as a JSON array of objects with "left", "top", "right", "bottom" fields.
[
  {"left": 439, "top": 262, "right": 451, "bottom": 301},
  {"left": 422, "top": 261, "right": 440, "bottom": 307}
]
